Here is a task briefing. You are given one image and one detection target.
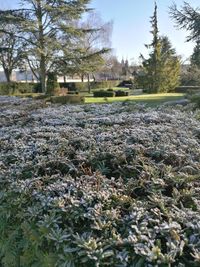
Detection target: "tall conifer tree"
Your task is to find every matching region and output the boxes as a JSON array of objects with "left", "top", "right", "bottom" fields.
[{"left": 138, "top": 2, "right": 180, "bottom": 93}]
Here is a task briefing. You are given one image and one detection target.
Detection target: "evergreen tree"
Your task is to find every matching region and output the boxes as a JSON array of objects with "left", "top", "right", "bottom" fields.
[
  {"left": 170, "top": 2, "right": 200, "bottom": 43},
  {"left": 46, "top": 72, "right": 60, "bottom": 96},
  {"left": 159, "top": 36, "right": 180, "bottom": 92},
  {"left": 191, "top": 41, "right": 200, "bottom": 68},
  {"left": 140, "top": 2, "right": 161, "bottom": 93},
  {"left": 137, "top": 2, "right": 180, "bottom": 93}
]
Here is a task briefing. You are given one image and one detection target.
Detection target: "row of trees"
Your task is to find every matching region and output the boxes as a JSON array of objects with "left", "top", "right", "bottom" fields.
[{"left": 0, "top": 0, "right": 112, "bottom": 93}]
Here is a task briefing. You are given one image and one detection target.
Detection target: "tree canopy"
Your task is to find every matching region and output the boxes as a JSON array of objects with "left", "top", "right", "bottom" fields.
[
  {"left": 169, "top": 2, "right": 200, "bottom": 42},
  {"left": 0, "top": 0, "right": 110, "bottom": 93},
  {"left": 0, "top": 24, "right": 25, "bottom": 82}
]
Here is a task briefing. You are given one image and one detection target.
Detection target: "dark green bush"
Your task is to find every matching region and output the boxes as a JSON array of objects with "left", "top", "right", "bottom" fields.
[
  {"left": 115, "top": 90, "right": 130, "bottom": 97},
  {"left": 190, "top": 93, "right": 200, "bottom": 108},
  {"left": 59, "top": 82, "right": 84, "bottom": 92},
  {"left": 46, "top": 73, "right": 60, "bottom": 95},
  {"left": 93, "top": 90, "right": 115, "bottom": 97},
  {"left": 59, "top": 82, "right": 87, "bottom": 92},
  {"left": 143, "top": 88, "right": 149, "bottom": 94}
]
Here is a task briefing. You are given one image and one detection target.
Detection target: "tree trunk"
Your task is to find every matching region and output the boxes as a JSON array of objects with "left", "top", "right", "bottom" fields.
[
  {"left": 37, "top": 0, "right": 46, "bottom": 93},
  {"left": 92, "top": 73, "right": 96, "bottom": 82},
  {"left": 87, "top": 74, "right": 91, "bottom": 93},
  {"left": 40, "top": 54, "right": 46, "bottom": 93},
  {"left": 4, "top": 68, "right": 12, "bottom": 82}
]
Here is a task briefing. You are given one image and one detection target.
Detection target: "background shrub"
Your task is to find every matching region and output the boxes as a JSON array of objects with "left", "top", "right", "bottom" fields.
[
  {"left": 93, "top": 90, "right": 115, "bottom": 97},
  {"left": 190, "top": 93, "right": 200, "bottom": 108},
  {"left": 0, "top": 82, "right": 40, "bottom": 95},
  {"left": 118, "top": 80, "right": 134, "bottom": 89},
  {"left": 60, "top": 81, "right": 120, "bottom": 92},
  {"left": 175, "top": 86, "right": 200, "bottom": 94},
  {"left": 115, "top": 90, "right": 129, "bottom": 97},
  {"left": 46, "top": 73, "right": 60, "bottom": 95},
  {"left": 0, "top": 81, "right": 120, "bottom": 96}
]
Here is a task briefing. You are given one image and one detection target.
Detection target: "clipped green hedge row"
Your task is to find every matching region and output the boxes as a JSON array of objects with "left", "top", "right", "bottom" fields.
[
  {"left": 91, "top": 80, "right": 120, "bottom": 90},
  {"left": 93, "top": 90, "right": 115, "bottom": 97},
  {"left": 60, "top": 80, "right": 120, "bottom": 92},
  {"left": 190, "top": 93, "right": 200, "bottom": 108},
  {"left": 115, "top": 90, "right": 129, "bottom": 97},
  {"left": 0, "top": 82, "right": 42, "bottom": 95},
  {"left": 0, "top": 81, "right": 120, "bottom": 95},
  {"left": 93, "top": 90, "right": 130, "bottom": 98}
]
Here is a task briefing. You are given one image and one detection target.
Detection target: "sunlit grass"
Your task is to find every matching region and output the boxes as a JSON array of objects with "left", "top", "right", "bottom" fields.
[{"left": 85, "top": 93, "right": 185, "bottom": 106}]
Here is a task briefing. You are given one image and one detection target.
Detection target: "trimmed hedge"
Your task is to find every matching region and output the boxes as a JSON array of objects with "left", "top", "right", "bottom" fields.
[
  {"left": 0, "top": 81, "right": 121, "bottom": 96},
  {"left": 0, "top": 82, "right": 41, "bottom": 95},
  {"left": 93, "top": 90, "right": 115, "bottom": 97},
  {"left": 93, "top": 89, "right": 130, "bottom": 98},
  {"left": 91, "top": 80, "right": 120, "bottom": 90},
  {"left": 46, "top": 73, "right": 60, "bottom": 96},
  {"left": 115, "top": 90, "right": 130, "bottom": 97},
  {"left": 190, "top": 93, "right": 200, "bottom": 108},
  {"left": 50, "top": 95, "right": 85, "bottom": 104},
  {"left": 60, "top": 81, "right": 120, "bottom": 92}
]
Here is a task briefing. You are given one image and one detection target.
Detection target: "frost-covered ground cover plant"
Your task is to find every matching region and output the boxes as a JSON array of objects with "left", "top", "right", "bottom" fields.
[{"left": 0, "top": 96, "right": 200, "bottom": 267}]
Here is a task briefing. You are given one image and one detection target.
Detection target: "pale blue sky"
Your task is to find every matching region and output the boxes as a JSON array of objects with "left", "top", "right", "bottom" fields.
[
  {"left": 90, "top": 0, "right": 200, "bottom": 63},
  {"left": 2, "top": 0, "right": 200, "bottom": 63}
]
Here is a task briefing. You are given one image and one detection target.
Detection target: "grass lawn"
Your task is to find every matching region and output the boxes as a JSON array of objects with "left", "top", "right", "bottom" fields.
[
  {"left": 85, "top": 93, "right": 185, "bottom": 106},
  {"left": 12, "top": 92, "right": 186, "bottom": 107}
]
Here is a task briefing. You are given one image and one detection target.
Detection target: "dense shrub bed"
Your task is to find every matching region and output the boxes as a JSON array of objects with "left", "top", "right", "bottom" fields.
[{"left": 0, "top": 97, "right": 200, "bottom": 266}]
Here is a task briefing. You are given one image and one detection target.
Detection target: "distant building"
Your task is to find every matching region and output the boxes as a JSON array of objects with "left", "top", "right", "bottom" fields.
[
  {"left": 0, "top": 70, "right": 36, "bottom": 82},
  {"left": 0, "top": 70, "right": 92, "bottom": 83}
]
